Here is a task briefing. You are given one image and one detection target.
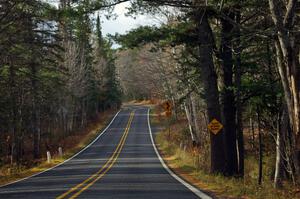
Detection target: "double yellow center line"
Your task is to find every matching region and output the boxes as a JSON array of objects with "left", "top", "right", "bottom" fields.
[{"left": 57, "top": 111, "right": 135, "bottom": 199}]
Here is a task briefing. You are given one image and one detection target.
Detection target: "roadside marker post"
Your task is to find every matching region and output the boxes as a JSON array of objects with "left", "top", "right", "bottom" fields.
[
  {"left": 163, "top": 101, "right": 172, "bottom": 117},
  {"left": 47, "top": 151, "right": 51, "bottom": 163},
  {"left": 58, "top": 147, "right": 63, "bottom": 158}
]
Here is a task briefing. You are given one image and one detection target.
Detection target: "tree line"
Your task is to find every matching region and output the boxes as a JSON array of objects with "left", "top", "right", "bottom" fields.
[{"left": 0, "top": 0, "right": 121, "bottom": 166}]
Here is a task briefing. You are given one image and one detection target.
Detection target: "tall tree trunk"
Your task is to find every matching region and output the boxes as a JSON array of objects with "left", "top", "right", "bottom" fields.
[
  {"left": 31, "top": 63, "right": 40, "bottom": 159},
  {"left": 9, "top": 60, "right": 17, "bottom": 164},
  {"left": 234, "top": 7, "right": 244, "bottom": 177},
  {"left": 275, "top": 40, "right": 300, "bottom": 181},
  {"left": 235, "top": 41, "right": 244, "bottom": 177},
  {"left": 191, "top": 94, "right": 201, "bottom": 145},
  {"left": 220, "top": 11, "right": 238, "bottom": 176},
  {"left": 194, "top": 11, "right": 226, "bottom": 174},
  {"left": 274, "top": 109, "right": 285, "bottom": 188},
  {"left": 184, "top": 100, "right": 196, "bottom": 142}
]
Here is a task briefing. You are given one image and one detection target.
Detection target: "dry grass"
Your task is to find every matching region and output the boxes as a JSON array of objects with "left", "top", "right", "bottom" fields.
[
  {"left": 152, "top": 105, "right": 300, "bottom": 199},
  {"left": 0, "top": 110, "right": 117, "bottom": 186},
  {"left": 156, "top": 131, "right": 300, "bottom": 199},
  {"left": 124, "top": 99, "right": 160, "bottom": 106}
]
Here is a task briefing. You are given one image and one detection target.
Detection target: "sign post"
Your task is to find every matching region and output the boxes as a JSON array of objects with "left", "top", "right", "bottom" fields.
[
  {"left": 163, "top": 101, "right": 172, "bottom": 138},
  {"left": 163, "top": 101, "right": 172, "bottom": 117}
]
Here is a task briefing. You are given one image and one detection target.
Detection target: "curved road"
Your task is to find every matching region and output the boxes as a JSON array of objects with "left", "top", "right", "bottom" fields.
[{"left": 0, "top": 106, "right": 211, "bottom": 199}]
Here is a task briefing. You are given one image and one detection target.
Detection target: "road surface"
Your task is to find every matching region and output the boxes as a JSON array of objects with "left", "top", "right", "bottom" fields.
[{"left": 0, "top": 106, "right": 211, "bottom": 199}]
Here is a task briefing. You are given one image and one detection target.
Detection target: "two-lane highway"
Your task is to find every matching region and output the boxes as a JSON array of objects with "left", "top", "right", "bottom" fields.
[{"left": 0, "top": 106, "right": 211, "bottom": 199}]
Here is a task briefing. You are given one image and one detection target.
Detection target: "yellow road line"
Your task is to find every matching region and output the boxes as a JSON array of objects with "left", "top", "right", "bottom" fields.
[
  {"left": 56, "top": 112, "right": 135, "bottom": 199},
  {"left": 69, "top": 112, "right": 134, "bottom": 199}
]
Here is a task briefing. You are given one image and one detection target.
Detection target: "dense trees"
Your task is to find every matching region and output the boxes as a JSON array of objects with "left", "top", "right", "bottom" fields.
[
  {"left": 112, "top": 0, "right": 300, "bottom": 186},
  {"left": 0, "top": 0, "right": 62, "bottom": 163},
  {"left": 0, "top": 0, "right": 121, "bottom": 165}
]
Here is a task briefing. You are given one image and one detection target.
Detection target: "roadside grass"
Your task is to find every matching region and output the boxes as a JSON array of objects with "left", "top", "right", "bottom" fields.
[
  {"left": 156, "top": 131, "right": 299, "bottom": 199},
  {"left": 123, "top": 99, "right": 160, "bottom": 106},
  {"left": 0, "top": 109, "right": 117, "bottom": 186},
  {"left": 152, "top": 105, "right": 299, "bottom": 199}
]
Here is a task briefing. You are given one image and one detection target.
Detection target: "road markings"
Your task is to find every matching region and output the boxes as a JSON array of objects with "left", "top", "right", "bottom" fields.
[
  {"left": 57, "top": 111, "right": 135, "bottom": 199},
  {"left": 147, "top": 109, "right": 212, "bottom": 199}
]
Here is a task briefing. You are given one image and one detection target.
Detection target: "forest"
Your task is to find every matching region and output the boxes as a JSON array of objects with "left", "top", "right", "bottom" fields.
[
  {"left": 113, "top": 0, "right": 300, "bottom": 193},
  {"left": 0, "top": 0, "right": 300, "bottom": 198},
  {"left": 0, "top": 0, "right": 122, "bottom": 167}
]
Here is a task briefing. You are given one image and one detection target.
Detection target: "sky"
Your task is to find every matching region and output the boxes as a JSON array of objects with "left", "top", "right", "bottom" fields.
[
  {"left": 47, "top": 1, "right": 158, "bottom": 37},
  {"left": 101, "top": 2, "right": 157, "bottom": 37}
]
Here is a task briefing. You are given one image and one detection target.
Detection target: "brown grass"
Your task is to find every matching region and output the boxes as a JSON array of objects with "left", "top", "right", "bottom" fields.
[
  {"left": 0, "top": 109, "right": 117, "bottom": 186},
  {"left": 123, "top": 99, "right": 161, "bottom": 106},
  {"left": 156, "top": 130, "right": 300, "bottom": 199},
  {"left": 152, "top": 107, "right": 300, "bottom": 199}
]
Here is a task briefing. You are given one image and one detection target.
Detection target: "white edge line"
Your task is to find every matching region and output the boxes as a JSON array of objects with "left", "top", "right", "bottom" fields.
[
  {"left": 0, "top": 110, "right": 121, "bottom": 188},
  {"left": 147, "top": 109, "right": 212, "bottom": 199}
]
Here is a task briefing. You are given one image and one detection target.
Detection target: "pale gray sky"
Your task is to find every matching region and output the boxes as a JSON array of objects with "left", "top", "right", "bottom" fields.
[
  {"left": 101, "top": 2, "right": 157, "bottom": 36},
  {"left": 47, "top": 1, "right": 158, "bottom": 36}
]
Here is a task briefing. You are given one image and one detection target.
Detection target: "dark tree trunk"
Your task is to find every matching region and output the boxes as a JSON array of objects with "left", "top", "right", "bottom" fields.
[
  {"left": 9, "top": 61, "right": 18, "bottom": 164},
  {"left": 195, "top": 11, "right": 226, "bottom": 174},
  {"left": 31, "top": 64, "right": 40, "bottom": 159},
  {"left": 235, "top": 48, "right": 244, "bottom": 177},
  {"left": 220, "top": 12, "right": 238, "bottom": 176},
  {"left": 257, "top": 107, "right": 263, "bottom": 185},
  {"left": 234, "top": 8, "right": 244, "bottom": 177},
  {"left": 250, "top": 116, "right": 255, "bottom": 149},
  {"left": 29, "top": 22, "right": 40, "bottom": 159}
]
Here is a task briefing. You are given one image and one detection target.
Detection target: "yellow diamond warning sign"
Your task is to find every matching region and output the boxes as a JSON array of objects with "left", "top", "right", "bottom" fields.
[{"left": 208, "top": 119, "right": 223, "bottom": 135}]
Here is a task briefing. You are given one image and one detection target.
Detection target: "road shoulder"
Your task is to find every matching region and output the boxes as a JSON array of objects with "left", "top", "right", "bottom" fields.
[{"left": 147, "top": 109, "right": 214, "bottom": 199}]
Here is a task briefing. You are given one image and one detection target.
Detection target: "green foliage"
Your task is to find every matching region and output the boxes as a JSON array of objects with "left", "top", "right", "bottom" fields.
[
  {"left": 99, "top": 39, "right": 122, "bottom": 109},
  {"left": 112, "top": 21, "right": 197, "bottom": 49}
]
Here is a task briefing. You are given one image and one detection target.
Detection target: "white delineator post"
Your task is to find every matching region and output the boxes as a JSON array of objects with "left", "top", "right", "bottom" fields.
[
  {"left": 58, "top": 147, "right": 63, "bottom": 158},
  {"left": 47, "top": 151, "right": 51, "bottom": 163}
]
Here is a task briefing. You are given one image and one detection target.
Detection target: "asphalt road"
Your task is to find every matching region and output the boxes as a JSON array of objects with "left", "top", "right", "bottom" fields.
[{"left": 0, "top": 106, "right": 211, "bottom": 199}]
